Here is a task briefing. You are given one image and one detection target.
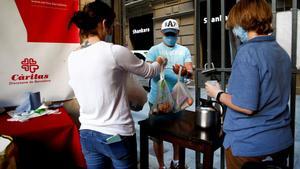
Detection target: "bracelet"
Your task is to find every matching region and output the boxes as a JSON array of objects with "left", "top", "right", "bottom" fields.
[{"left": 216, "top": 91, "right": 225, "bottom": 103}]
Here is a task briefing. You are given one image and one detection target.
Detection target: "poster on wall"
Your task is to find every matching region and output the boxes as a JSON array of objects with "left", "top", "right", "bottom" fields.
[
  {"left": 276, "top": 10, "right": 300, "bottom": 69},
  {"left": 0, "top": 0, "right": 80, "bottom": 107}
]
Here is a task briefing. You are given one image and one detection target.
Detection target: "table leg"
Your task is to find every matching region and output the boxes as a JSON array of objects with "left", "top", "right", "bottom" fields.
[
  {"left": 196, "top": 151, "right": 202, "bottom": 169},
  {"left": 203, "top": 147, "right": 214, "bottom": 169},
  {"left": 179, "top": 147, "right": 185, "bottom": 169},
  {"left": 140, "top": 125, "right": 149, "bottom": 169},
  {"left": 221, "top": 147, "right": 225, "bottom": 169}
]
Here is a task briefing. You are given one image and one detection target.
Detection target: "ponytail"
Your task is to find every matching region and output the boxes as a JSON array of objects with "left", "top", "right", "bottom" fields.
[{"left": 69, "top": 0, "right": 116, "bottom": 37}]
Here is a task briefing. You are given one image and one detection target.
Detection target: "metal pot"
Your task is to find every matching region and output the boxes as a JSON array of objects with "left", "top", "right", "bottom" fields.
[{"left": 196, "top": 98, "right": 224, "bottom": 128}]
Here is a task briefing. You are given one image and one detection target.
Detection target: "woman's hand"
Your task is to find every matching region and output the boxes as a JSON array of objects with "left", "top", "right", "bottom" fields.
[
  {"left": 205, "top": 81, "right": 222, "bottom": 99},
  {"left": 205, "top": 81, "right": 255, "bottom": 115}
]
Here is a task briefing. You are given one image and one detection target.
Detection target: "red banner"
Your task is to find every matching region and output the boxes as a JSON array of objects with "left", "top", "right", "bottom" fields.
[
  {"left": 0, "top": 0, "right": 80, "bottom": 107},
  {"left": 15, "top": 0, "right": 79, "bottom": 43}
]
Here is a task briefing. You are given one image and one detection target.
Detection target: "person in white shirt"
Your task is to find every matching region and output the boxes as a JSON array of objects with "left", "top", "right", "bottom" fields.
[{"left": 68, "top": 1, "right": 166, "bottom": 168}]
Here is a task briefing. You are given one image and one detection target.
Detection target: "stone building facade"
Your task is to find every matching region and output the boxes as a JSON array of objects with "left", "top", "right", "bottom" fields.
[
  {"left": 125, "top": 0, "right": 196, "bottom": 61},
  {"left": 80, "top": 0, "right": 300, "bottom": 92}
]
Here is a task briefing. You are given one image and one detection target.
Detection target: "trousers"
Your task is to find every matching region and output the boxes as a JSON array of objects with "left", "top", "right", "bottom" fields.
[{"left": 80, "top": 129, "right": 137, "bottom": 169}]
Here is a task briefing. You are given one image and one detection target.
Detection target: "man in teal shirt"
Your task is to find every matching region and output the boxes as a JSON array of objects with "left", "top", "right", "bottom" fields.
[{"left": 146, "top": 18, "right": 193, "bottom": 169}]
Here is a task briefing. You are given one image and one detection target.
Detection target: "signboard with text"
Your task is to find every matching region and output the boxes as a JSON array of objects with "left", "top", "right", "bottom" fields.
[
  {"left": 200, "top": 0, "right": 236, "bottom": 68},
  {"left": 129, "top": 14, "right": 154, "bottom": 50},
  {"left": 0, "top": 0, "right": 80, "bottom": 107}
]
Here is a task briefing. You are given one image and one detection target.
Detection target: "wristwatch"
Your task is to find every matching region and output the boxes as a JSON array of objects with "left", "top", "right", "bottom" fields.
[{"left": 216, "top": 91, "right": 225, "bottom": 103}]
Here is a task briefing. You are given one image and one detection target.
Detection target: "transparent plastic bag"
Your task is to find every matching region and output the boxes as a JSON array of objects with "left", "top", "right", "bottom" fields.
[
  {"left": 172, "top": 66, "right": 193, "bottom": 112},
  {"left": 151, "top": 67, "right": 174, "bottom": 114}
]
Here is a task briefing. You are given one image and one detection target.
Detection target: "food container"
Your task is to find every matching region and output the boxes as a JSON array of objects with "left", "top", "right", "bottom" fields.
[{"left": 196, "top": 98, "right": 223, "bottom": 128}]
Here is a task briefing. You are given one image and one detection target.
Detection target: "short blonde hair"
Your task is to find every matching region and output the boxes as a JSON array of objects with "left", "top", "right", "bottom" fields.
[{"left": 226, "top": 0, "right": 273, "bottom": 35}]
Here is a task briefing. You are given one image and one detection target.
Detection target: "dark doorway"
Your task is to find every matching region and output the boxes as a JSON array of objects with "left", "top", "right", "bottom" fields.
[{"left": 129, "top": 14, "right": 154, "bottom": 50}]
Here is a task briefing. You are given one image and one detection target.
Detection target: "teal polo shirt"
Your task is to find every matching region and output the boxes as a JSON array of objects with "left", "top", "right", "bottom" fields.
[{"left": 146, "top": 42, "right": 192, "bottom": 104}]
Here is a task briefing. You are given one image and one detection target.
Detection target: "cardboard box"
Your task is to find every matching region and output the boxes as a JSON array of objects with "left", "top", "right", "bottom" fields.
[{"left": 0, "top": 136, "right": 17, "bottom": 169}]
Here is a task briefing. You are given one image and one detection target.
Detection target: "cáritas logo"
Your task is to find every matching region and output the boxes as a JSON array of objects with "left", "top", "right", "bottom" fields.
[
  {"left": 9, "top": 57, "right": 50, "bottom": 85},
  {"left": 21, "top": 58, "right": 39, "bottom": 73}
]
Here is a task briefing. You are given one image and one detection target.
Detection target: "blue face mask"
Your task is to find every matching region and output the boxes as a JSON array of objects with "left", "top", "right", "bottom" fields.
[
  {"left": 105, "top": 34, "right": 113, "bottom": 42},
  {"left": 163, "top": 36, "right": 177, "bottom": 47},
  {"left": 232, "top": 26, "right": 248, "bottom": 43}
]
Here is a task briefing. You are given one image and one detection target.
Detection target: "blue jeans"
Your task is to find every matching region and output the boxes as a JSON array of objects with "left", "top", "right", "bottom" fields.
[{"left": 80, "top": 129, "right": 137, "bottom": 169}]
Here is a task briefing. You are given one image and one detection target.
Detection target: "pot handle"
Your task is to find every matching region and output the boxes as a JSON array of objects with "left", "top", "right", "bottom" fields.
[
  {"left": 211, "top": 100, "right": 225, "bottom": 117},
  {"left": 211, "top": 100, "right": 226, "bottom": 125}
]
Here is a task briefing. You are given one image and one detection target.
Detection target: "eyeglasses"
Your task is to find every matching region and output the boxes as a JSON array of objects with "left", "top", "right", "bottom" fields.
[{"left": 164, "top": 32, "right": 177, "bottom": 37}]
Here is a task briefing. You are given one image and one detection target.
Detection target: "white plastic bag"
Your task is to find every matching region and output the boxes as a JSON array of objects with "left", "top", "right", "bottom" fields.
[
  {"left": 151, "top": 67, "right": 174, "bottom": 114},
  {"left": 172, "top": 66, "right": 193, "bottom": 112},
  {"left": 126, "top": 73, "right": 147, "bottom": 111}
]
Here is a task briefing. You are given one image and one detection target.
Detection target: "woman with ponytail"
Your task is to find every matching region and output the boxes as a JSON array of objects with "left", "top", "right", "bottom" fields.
[{"left": 68, "top": 1, "right": 166, "bottom": 168}]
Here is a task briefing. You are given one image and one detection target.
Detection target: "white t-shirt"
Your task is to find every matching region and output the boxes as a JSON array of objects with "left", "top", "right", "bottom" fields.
[{"left": 68, "top": 41, "right": 160, "bottom": 136}]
